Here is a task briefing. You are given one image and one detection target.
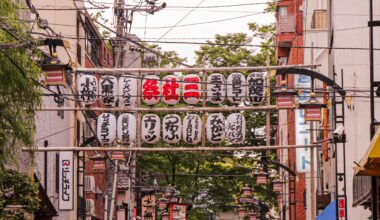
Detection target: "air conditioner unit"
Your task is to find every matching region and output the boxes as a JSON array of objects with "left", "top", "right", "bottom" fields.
[
  {"left": 85, "top": 199, "right": 95, "bottom": 216},
  {"left": 85, "top": 176, "right": 95, "bottom": 193}
]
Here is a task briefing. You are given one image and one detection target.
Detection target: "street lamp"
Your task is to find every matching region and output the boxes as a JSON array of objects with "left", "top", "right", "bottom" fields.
[
  {"left": 158, "top": 198, "right": 169, "bottom": 210},
  {"left": 255, "top": 167, "right": 269, "bottom": 185},
  {"left": 161, "top": 212, "right": 169, "bottom": 220},
  {"left": 272, "top": 179, "right": 285, "bottom": 194},
  {"left": 272, "top": 75, "right": 298, "bottom": 108},
  {"left": 242, "top": 184, "right": 252, "bottom": 197}
]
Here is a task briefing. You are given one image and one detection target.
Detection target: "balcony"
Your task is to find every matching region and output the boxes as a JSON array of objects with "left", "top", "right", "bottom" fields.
[
  {"left": 353, "top": 175, "right": 372, "bottom": 206},
  {"left": 312, "top": 10, "right": 327, "bottom": 29},
  {"left": 276, "top": 15, "right": 296, "bottom": 34},
  {"left": 316, "top": 191, "right": 331, "bottom": 210}
]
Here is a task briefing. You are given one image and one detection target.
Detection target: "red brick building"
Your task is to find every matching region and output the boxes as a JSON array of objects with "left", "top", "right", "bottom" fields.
[{"left": 275, "top": 0, "right": 306, "bottom": 220}]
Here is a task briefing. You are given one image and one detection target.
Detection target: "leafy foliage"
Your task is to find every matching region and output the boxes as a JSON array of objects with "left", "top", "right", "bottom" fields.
[
  {"left": 0, "top": 170, "right": 40, "bottom": 220},
  {"left": 0, "top": 0, "right": 42, "bottom": 171}
]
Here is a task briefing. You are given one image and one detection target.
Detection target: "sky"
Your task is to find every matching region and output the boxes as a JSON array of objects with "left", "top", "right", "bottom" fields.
[{"left": 88, "top": 0, "right": 275, "bottom": 65}]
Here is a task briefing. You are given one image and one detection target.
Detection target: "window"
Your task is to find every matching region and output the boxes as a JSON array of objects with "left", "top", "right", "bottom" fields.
[{"left": 278, "top": 6, "right": 288, "bottom": 16}]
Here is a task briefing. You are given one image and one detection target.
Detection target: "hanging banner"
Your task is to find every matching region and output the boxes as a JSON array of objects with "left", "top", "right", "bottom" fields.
[
  {"left": 163, "top": 114, "right": 182, "bottom": 144},
  {"left": 247, "top": 72, "right": 265, "bottom": 103},
  {"left": 207, "top": 73, "right": 226, "bottom": 104},
  {"left": 226, "top": 113, "right": 246, "bottom": 144},
  {"left": 183, "top": 74, "right": 201, "bottom": 105},
  {"left": 141, "top": 114, "right": 161, "bottom": 144},
  {"left": 78, "top": 74, "right": 98, "bottom": 105},
  {"left": 97, "top": 113, "right": 116, "bottom": 146},
  {"left": 206, "top": 113, "right": 225, "bottom": 144},
  {"left": 183, "top": 114, "right": 202, "bottom": 144},
  {"left": 117, "top": 113, "right": 136, "bottom": 144},
  {"left": 100, "top": 75, "right": 117, "bottom": 107},
  {"left": 118, "top": 75, "right": 137, "bottom": 107},
  {"left": 227, "top": 73, "right": 246, "bottom": 104},
  {"left": 162, "top": 75, "right": 180, "bottom": 105},
  {"left": 142, "top": 75, "right": 161, "bottom": 105},
  {"left": 59, "top": 151, "right": 73, "bottom": 210}
]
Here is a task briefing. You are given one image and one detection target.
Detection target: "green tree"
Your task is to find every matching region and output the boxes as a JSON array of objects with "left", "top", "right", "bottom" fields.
[
  {"left": 0, "top": 0, "right": 42, "bottom": 171},
  {"left": 0, "top": 170, "right": 40, "bottom": 220}
]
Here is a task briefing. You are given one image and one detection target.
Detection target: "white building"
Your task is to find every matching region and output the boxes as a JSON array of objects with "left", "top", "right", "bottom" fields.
[{"left": 302, "top": 0, "right": 380, "bottom": 219}]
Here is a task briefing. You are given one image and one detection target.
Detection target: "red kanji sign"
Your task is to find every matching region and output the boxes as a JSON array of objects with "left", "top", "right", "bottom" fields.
[
  {"left": 142, "top": 75, "right": 161, "bottom": 105},
  {"left": 183, "top": 74, "right": 200, "bottom": 105},
  {"left": 162, "top": 75, "right": 180, "bottom": 105},
  {"left": 338, "top": 198, "right": 346, "bottom": 219}
]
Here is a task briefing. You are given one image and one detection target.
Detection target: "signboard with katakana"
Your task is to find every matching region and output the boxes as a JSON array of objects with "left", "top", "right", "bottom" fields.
[
  {"left": 97, "top": 113, "right": 117, "bottom": 146},
  {"left": 141, "top": 114, "right": 160, "bottom": 144},
  {"left": 227, "top": 73, "right": 246, "bottom": 104},
  {"left": 118, "top": 75, "right": 137, "bottom": 107},
  {"left": 226, "top": 113, "right": 246, "bottom": 144}
]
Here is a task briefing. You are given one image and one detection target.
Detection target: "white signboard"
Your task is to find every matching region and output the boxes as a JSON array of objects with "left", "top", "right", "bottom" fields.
[
  {"left": 142, "top": 114, "right": 161, "bottom": 144},
  {"left": 100, "top": 75, "right": 118, "bottom": 107},
  {"left": 227, "top": 73, "right": 246, "bottom": 104},
  {"left": 183, "top": 74, "right": 201, "bottom": 105},
  {"left": 247, "top": 72, "right": 265, "bottom": 103},
  {"left": 118, "top": 75, "right": 137, "bottom": 107},
  {"left": 183, "top": 114, "right": 202, "bottom": 144},
  {"left": 59, "top": 151, "right": 74, "bottom": 210},
  {"left": 77, "top": 75, "right": 98, "bottom": 105},
  {"left": 97, "top": 113, "right": 117, "bottom": 146},
  {"left": 295, "top": 109, "right": 311, "bottom": 172},
  {"left": 162, "top": 75, "right": 181, "bottom": 105},
  {"left": 142, "top": 75, "right": 161, "bottom": 105},
  {"left": 117, "top": 113, "right": 136, "bottom": 144},
  {"left": 295, "top": 74, "right": 312, "bottom": 172},
  {"left": 226, "top": 113, "right": 246, "bottom": 144},
  {"left": 162, "top": 114, "right": 182, "bottom": 144},
  {"left": 207, "top": 73, "right": 226, "bottom": 104},
  {"left": 206, "top": 113, "right": 225, "bottom": 144}
]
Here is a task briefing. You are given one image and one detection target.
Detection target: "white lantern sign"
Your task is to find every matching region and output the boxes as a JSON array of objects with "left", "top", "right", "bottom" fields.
[
  {"left": 227, "top": 73, "right": 246, "bottom": 104},
  {"left": 141, "top": 114, "right": 160, "bottom": 144},
  {"left": 117, "top": 113, "right": 136, "bottom": 144},
  {"left": 226, "top": 113, "right": 246, "bottom": 144},
  {"left": 207, "top": 73, "right": 226, "bottom": 104},
  {"left": 77, "top": 74, "right": 98, "bottom": 105},
  {"left": 162, "top": 114, "right": 181, "bottom": 144},
  {"left": 97, "top": 113, "right": 116, "bottom": 146},
  {"left": 247, "top": 72, "right": 265, "bottom": 103},
  {"left": 142, "top": 75, "right": 161, "bottom": 105},
  {"left": 162, "top": 75, "right": 180, "bottom": 105},
  {"left": 183, "top": 114, "right": 202, "bottom": 144},
  {"left": 206, "top": 113, "right": 225, "bottom": 144},
  {"left": 183, "top": 74, "right": 201, "bottom": 105},
  {"left": 118, "top": 75, "right": 137, "bottom": 107},
  {"left": 100, "top": 75, "right": 117, "bottom": 107}
]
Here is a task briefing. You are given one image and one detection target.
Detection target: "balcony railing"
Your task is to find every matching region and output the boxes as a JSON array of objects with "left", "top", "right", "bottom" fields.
[
  {"left": 276, "top": 15, "right": 296, "bottom": 33},
  {"left": 312, "top": 10, "right": 327, "bottom": 29},
  {"left": 353, "top": 175, "right": 372, "bottom": 206}
]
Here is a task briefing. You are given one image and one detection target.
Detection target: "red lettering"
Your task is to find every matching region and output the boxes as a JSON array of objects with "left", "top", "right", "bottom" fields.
[{"left": 143, "top": 79, "right": 160, "bottom": 100}]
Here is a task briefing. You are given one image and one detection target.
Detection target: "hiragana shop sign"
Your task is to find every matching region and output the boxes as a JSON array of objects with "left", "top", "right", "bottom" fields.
[
  {"left": 118, "top": 75, "right": 137, "bottom": 107},
  {"left": 162, "top": 75, "right": 180, "bottom": 105},
  {"left": 97, "top": 113, "right": 116, "bottom": 146},
  {"left": 227, "top": 73, "right": 246, "bottom": 104},
  {"left": 206, "top": 113, "right": 225, "bottom": 144},
  {"left": 59, "top": 151, "right": 73, "bottom": 210},
  {"left": 207, "top": 73, "right": 226, "bottom": 104},
  {"left": 247, "top": 72, "right": 265, "bottom": 103},
  {"left": 226, "top": 113, "right": 246, "bottom": 144},
  {"left": 163, "top": 114, "right": 182, "bottom": 144},
  {"left": 183, "top": 74, "right": 201, "bottom": 105},
  {"left": 117, "top": 113, "right": 136, "bottom": 144},
  {"left": 141, "top": 114, "right": 160, "bottom": 144},
  {"left": 183, "top": 114, "right": 202, "bottom": 144},
  {"left": 100, "top": 75, "right": 117, "bottom": 107},
  {"left": 78, "top": 74, "right": 98, "bottom": 105},
  {"left": 142, "top": 75, "right": 161, "bottom": 105}
]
